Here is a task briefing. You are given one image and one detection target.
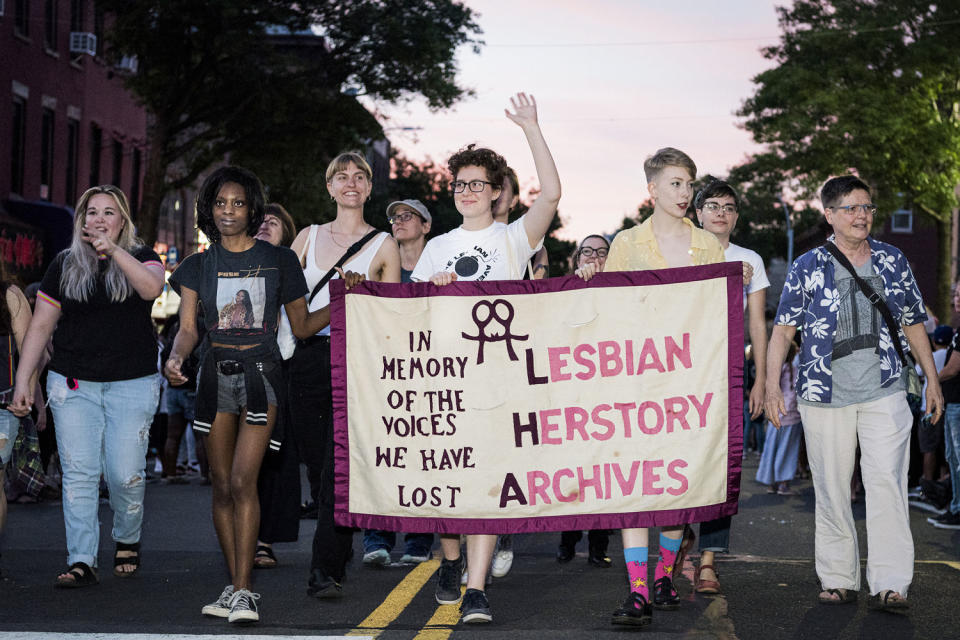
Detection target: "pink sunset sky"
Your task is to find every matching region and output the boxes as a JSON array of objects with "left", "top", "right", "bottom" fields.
[{"left": 363, "top": 0, "right": 787, "bottom": 242}]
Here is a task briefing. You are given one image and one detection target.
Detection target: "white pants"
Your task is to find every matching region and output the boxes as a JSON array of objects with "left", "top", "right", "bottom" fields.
[{"left": 799, "top": 391, "right": 913, "bottom": 596}]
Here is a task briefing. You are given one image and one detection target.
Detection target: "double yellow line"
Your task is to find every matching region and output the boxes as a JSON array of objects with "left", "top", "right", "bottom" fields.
[{"left": 347, "top": 557, "right": 464, "bottom": 639}]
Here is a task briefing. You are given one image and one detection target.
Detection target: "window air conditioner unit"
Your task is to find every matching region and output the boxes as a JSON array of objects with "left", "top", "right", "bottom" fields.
[
  {"left": 69, "top": 32, "right": 98, "bottom": 56},
  {"left": 115, "top": 56, "right": 138, "bottom": 73}
]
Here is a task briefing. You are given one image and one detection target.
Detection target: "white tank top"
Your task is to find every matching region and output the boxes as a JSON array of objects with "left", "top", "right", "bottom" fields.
[{"left": 303, "top": 225, "right": 388, "bottom": 335}]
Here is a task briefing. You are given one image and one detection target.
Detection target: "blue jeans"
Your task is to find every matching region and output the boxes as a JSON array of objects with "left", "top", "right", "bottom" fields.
[
  {"left": 363, "top": 529, "right": 434, "bottom": 556},
  {"left": 944, "top": 403, "right": 960, "bottom": 515},
  {"left": 0, "top": 407, "right": 19, "bottom": 465},
  {"left": 48, "top": 371, "right": 161, "bottom": 568},
  {"left": 743, "top": 403, "right": 765, "bottom": 453}
]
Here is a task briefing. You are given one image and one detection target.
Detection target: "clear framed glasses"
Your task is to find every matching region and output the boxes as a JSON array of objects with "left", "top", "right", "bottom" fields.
[
  {"left": 702, "top": 202, "right": 738, "bottom": 215},
  {"left": 450, "top": 180, "right": 495, "bottom": 193},
  {"left": 831, "top": 203, "right": 878, "bottom": 216},
  {"left": 388, "top": 211, "right": 422, "bottom": 224},
  {"left": 579, "top": 247, "right": 608, "bottom": 258}
]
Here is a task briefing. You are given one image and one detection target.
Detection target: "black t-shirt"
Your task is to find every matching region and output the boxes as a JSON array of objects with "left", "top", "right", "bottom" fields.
[
  {"left": 169, "top": 240, "right": 307, "bottom": 351},
  {"left": 40, "top": 246, "right": 162, "bottom": 382},
  {"left": 944, "top": 331, "right": 960, "bottom": 404}
]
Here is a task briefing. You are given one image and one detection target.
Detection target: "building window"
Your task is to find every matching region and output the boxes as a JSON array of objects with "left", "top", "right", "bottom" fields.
[
  {"left": 66, "top": 118, "right": 80, "bottom": 205},
  {"left": 891, "top": 209, "right": 913, "bottom": 234},
  {"left": 40, "top": 108, "right": 56, "bottom": 201},
  {"left": 11, "top": 97, "right": 27, "bottom": 195},
  {"left": 15, "top": 0, "right": 29, "bottom": 37},
  {"left": 89, "top": 123, "right": 102, "bottom": 185},
  {"left": 131, "top": 148, "right": 142, "bottom": 214},
  {"left": 70, "top": 0, "right": 84, "bottom": 31},
  {"left": 112, "top": 139, "right": 123, "bottom": 188},
  {"left": 44, "top": 0, "right": 58, "bottom": 52}
]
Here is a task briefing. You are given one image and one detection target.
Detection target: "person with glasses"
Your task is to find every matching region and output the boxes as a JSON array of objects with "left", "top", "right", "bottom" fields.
[
  {"left": 359, "top": 199, "right": 436, "bottom": 567},
  {"left": 766, "top": 175, "right": 942, "bottom": 612},
  {"left": 412, "top": 92, "right": 560, "bottom": 624},
  {"left": 687, "top": 180, "right": 770, "bottom": 594}
]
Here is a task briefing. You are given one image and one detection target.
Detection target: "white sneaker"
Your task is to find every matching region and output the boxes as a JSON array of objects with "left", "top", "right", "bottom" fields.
[
  {"left": 491, "top": 549, "right": 514, "bottom": 578},
  {"left": 227, "top": 588, "right": 261, "bottom": 623},
  {"left": 363, "top": 548, "right": 391, "bottom": 566},
  {"left": 201, "top": 584, "right": 234, "bottom": 618}
]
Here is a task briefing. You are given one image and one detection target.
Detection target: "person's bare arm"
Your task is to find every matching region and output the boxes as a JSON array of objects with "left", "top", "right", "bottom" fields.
[
  {"left": 503, "top": 93, "right": 561, "bottom": 249},
  {"left": 764, "top": 324, "right": 797, "bottom": 428},
  {"left": 747, "top": 288, "right": 768, "bottom": 419},
  {"left": 163, "top": 287, "right": 200, "bottom": 387},
  {"left": 285, "top": 269, "right": 367, "bottom": 338},
  {"left": 10, "top": 301, "right": 60, "bottom": 416},
  {"left": 373, "top": 236, "right": 401, "bottom": 283}
]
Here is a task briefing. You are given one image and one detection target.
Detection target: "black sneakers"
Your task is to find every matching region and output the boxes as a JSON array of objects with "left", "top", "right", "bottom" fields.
[
  {"left": 306, "top": 569, "right": 343, "bottom": 598},
  {"left": 435, "top": 556, "right": 464, "bottom": 605},
  {"left": 611, "top": 591, "right": 653, "bottom": 626},
  {"left": 460, "top": 588, "right": 492, "bottom": 624},
  {"left": 930, "top": 511, "right": 960, "bottom": 529}
]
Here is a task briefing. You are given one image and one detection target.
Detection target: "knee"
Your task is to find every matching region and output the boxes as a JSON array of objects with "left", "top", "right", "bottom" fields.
[{"left": 229, "top": 472, "right": 257, "bottom": 502}]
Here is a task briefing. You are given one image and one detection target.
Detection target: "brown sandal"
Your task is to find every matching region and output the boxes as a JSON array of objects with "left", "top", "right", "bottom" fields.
[{"left": 694, "top": 564, "right": 721, "bottom": 594}]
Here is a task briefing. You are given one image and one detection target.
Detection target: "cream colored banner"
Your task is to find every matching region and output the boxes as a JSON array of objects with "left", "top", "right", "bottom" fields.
[{"left": 337, "top": 268, "right": 740, "bottom": 530}]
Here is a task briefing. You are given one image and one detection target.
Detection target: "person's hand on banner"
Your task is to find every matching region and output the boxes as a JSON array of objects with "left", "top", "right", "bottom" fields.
[
  {"left": 742, "top": 261, "right": 753, "bottom": 286},
  {"left": 429, "top": 271, "right": 458, "bottom": 286},
  {"left": 575, "top": 262, "right": 599, "bottom": 282},
  {"left": 336, "top": 268, "right": 366, "bottom": 290}
]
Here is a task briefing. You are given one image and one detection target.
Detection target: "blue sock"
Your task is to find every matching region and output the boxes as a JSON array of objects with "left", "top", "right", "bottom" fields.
[
  {"left": 659, "top": 533, "right": 682, "bottom": 553},
  {"left": 624, "top": 546, "right": 649, "bottom": 600}
]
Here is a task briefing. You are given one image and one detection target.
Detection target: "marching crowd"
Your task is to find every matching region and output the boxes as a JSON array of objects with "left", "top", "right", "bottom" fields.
[{"left": 0, "top": 92, "right": 954, "bottom": 629}]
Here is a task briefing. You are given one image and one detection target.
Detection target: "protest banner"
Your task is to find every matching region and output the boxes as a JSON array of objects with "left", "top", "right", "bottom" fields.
[{"left": 331, "top": 262, "right": 744, "bottom": 534}]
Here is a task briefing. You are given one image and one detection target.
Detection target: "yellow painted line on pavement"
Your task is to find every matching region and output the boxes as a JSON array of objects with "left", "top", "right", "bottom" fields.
[
  {"left": 347, "top": 558, "right": 441, "bottom": 637},
  {"left": 917, "top": 560, "right": 960, "bottom": 571},
  {"left": 412, "top": 588, "right": 465, "bottom": 640}
]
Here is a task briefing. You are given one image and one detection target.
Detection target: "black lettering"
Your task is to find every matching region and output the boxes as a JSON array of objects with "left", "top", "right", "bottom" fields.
[
  {"left": 499, "top": 473, "right": 527, "bottom": 507},
  {"left": 513, "top": 411, "right": 539, "bottom": 448},
  {"left": 525, "top": 348, "right": 548, "bottom": 385}
]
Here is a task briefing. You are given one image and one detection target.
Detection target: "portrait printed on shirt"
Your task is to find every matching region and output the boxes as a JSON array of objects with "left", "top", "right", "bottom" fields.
[
  {"left": 445, "top": 245, "right": 503, "bottom": 281},
  {"left": 216, "top": 275, "right": 266, "bottom": 331}
]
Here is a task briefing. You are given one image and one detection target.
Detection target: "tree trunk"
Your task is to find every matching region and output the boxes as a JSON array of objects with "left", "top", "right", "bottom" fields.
[
  {"left": 936, "top": 214, "right": 953, "bottom": 323},
  {"left": 136, "top": 118, "right": 170, "bottom": 247}
]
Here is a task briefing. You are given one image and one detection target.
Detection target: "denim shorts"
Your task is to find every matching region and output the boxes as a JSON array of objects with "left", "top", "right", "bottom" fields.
[
  {"left": 0, "top": 408, "right": 19, "bottom": 465},
  {"left": 164, "top": 385, "right": 197, "bottom": 421},
  {"left": 216, "top": 370, "right": 276, "bottom": 415}
]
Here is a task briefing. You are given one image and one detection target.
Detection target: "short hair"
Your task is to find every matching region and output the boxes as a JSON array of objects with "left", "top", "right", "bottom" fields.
[
  {"left": 573, "top": 234, "right": 611, "bottom": 263},
  {"left": 325, "top": 151, "right": 372, "bottom": 183},
  {"left": 643, "top": 147, "right": 697, "bottom": 184},
  {"left": 448, "top": 144, "right": 507, "bottom": 189},
  {"left": 265, "top": 203, "right": 297, "bottom": 247},
  {"left": 695, "top": 180, "right": 740, "bottom": 211},
  {"left": 504, "top": 166, "right": 519, "bottom": 195},
  {"left": 821, "top": 175, "right": 871, "bottom": 209},
  {"left": 196, "top": 166, "right": 266, "bottom": 244}
]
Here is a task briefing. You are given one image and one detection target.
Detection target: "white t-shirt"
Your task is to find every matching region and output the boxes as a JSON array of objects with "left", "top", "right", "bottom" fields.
[
  {"left": 725, "top": 242, "right": 769, "bottom": 310},
  {"left": 411, "top": 217, "right": 542, "bottom": 282}
]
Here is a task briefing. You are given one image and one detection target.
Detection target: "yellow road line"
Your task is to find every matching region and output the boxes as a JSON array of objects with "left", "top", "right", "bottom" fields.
[
  {"left": 347, "top": 558, "right": 441, "bottom": 637},
  {"left": 917, "top": 560, "right": 960, "bottom": 570},
  {"left": 412, "top": 587, "right": 465, "bottom": 640}
]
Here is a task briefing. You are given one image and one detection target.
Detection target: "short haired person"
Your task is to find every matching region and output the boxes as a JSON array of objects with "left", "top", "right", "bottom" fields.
[
  {"left": 412, "top": 92, "right": 560, "bottom": 624},
  {"left": 492, "top": 167, "right": 549, "bottom": 279},
  {"left": 360, "top": 199, "right": 435, "bottom": 566},
  {"left": 765, "top": 175, "right": 943, "bottom": 611},
  {"left": 933, "top": 288, "right": 960, "bottom": 529},
  {"left": 577, "top": 147, "right": 730, "bottom": 627},
  {"left": 690, "top": 179, "right": 769, "bottom": 593},
  {"left": 287, "top": 152, "right": 401, "bottom": 598}
]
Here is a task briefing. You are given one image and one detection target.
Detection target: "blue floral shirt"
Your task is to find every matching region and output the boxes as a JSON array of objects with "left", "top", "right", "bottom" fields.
[{"left": 775, "top": 235, "right": 926, "bottom": 403}]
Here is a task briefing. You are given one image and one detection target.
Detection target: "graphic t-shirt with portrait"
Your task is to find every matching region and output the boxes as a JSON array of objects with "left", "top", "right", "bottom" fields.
[
  {"left": 410, "top": 218, "right": 542, "bottom": 283},
  {"left": 170, "top": 240, "right": 307, "bottom": 352}
]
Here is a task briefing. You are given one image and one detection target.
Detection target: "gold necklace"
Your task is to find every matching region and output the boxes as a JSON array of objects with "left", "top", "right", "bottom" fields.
[{"left": 328, "top": 222, "right": 372, "bottom": 249}]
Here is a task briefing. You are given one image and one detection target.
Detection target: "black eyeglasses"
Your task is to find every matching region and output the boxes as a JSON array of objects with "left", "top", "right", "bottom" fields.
[
  {"left": 388, "top": 211, "right": 423, "bottom": 224},
  {"left": 579, "top": 247, "right": 608, "bottom": 258},
  {"left": 831, "top": 204, "right": 878, "bottom": 216},
  {"left": 450, "top": 180, "right": 495, "bottom": 193}
]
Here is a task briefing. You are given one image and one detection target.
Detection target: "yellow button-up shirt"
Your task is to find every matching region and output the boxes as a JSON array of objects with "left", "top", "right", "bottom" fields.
[{"left": 605, "top": 216, "right": 725, "bottom": 272}]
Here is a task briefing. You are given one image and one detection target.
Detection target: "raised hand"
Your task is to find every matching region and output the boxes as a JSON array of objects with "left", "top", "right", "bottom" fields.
[
  {"left": 81, "top": 225, "right": 117, "bottom": 259},
  {"left": 504, "top": 92, "right": 538, "bottom": 129}
]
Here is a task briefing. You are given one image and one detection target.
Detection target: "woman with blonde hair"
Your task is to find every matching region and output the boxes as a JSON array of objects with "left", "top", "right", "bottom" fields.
[{"left": 11, "top": 185, "right": 166, "bottom": 587}]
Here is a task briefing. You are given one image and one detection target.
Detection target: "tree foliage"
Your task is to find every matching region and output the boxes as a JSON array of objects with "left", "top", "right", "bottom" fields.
[
  {"left": 97, "top": 0, "right": 482, "bottom": 243},
  {"left": 737, "top": 0, "right": 960, "bottom": 316}
]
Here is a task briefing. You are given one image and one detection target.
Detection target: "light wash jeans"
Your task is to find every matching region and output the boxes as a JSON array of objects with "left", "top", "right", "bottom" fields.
[
  {"left": 48, "top": 371, "right": 161, "bottom": 568},
  {"left": 944, "top": 403, "right": 960, "bottom": 515},
  {"left": 0, "top": 407, "right": 19, "bottom": 464}
]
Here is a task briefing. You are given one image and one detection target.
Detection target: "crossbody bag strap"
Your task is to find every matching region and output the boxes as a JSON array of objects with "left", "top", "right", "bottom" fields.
[
  {"left": 823, "top": 241, "right": 907, "bottom": 365},
  {"left": 307, "top": 229, "right": 380, "bottom": 305}
]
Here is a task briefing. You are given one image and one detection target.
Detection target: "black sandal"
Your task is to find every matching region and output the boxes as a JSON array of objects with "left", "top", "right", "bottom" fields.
[
  {"left": 868, "top": 590, "right": 909, "bottom": 612},
  {"left": 114, "top": 541, "right": 141, "bottom": 578},
  {"left": 55, "top": 562, "right": 99, "bottom": 588},
  {"left": 818, "top": 588, "right": 858, "bottom": 605},
  {"left": 254, "top": 544, "right": 278, "bottom": 569}
]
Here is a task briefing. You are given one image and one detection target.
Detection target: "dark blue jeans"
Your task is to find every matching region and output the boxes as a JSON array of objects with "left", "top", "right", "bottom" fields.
[
  {"left": 697, "top": 516, "right": 730, "bottom": 553},
  {"left": 363, "top": 529, "right": 434, "bottom": 556}
]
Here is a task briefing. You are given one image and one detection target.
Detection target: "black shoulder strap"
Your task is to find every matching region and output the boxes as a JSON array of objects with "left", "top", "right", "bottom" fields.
[
  {"left": 307, "top": 229, "right": 380, "bottom": 305},
  {"left": 823, "top": 241, "right": 907, "bottom": 365}
]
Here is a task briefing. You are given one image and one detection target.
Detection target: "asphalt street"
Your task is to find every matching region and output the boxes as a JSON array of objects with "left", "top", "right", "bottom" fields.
[{"left": 2, "top": 455, "right": 959, "bottom": 639}]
